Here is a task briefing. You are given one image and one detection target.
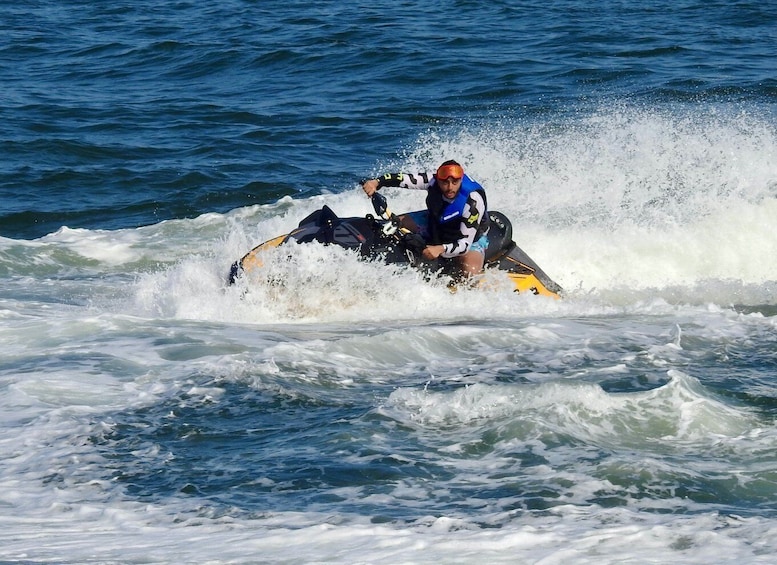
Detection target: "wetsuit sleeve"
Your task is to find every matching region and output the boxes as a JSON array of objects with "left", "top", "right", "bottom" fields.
[
  {"left": 376, "top": 172, "right": 432, "bottom": 190},
  {"left": 441, "top": 190, "right": 487, "bottom": 258}
]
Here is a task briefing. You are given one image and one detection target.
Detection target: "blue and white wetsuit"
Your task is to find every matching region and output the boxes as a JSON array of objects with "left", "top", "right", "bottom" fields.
[{"left": 376, "top": 172, "right": 490, "bottom": 259}]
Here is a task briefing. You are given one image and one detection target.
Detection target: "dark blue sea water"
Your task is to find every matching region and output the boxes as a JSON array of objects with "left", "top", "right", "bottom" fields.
[{"left": 1, "top": 1, "right": 777, "bottom": 563}]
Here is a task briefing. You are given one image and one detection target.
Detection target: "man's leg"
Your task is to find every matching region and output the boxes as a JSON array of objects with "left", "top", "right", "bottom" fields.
[{"left": 457, "top": 250, "right": 485, "bottom": 277}]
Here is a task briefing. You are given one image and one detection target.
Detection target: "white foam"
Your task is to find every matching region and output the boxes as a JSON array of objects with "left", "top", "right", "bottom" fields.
[{"left": 0, "top": 501, "right": 774, "bottom": 564}]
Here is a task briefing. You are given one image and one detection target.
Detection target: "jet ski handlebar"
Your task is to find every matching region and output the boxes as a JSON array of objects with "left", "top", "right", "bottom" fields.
[{"left": 370, "top": 192, "right": 402, "bottom": 235}]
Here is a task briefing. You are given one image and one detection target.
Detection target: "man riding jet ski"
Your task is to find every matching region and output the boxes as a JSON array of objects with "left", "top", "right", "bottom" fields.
[
  {"left": 360, "top": 160, "right": 489, "bottom": 280},
  {"left": 229, "top": 161, "right": 562, "bottom": 298}
]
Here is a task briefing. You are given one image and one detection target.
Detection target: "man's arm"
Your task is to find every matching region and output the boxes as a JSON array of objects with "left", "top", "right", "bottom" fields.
[
  {"left": 362, "top": 172, "right": 432, "bottom": 196},
  {"left": 440, "top": 191, "right": 487, "bottom": 258}
]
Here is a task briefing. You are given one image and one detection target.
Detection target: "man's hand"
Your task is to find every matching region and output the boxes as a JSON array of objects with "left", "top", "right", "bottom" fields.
[
  {"left": 422, "top": 245, "right": 444, "bottom": 260},
  {"left": 361, "top": 179, "right": 379, "bottom": 197}
]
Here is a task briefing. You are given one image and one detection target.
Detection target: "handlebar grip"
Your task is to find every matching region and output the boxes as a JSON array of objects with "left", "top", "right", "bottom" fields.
[{"left": 371, "top": 192, "right": 389, "bottom": 218}]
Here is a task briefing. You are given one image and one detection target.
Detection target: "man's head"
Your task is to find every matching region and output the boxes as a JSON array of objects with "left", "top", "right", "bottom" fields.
[{"left": 435, "top": 160, "right": 464, "bottom": 200}]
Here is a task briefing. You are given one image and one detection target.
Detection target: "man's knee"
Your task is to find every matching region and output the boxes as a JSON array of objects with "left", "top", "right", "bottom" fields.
[{"left": 459, "top": 251, "right": 485, "bottom": 276}]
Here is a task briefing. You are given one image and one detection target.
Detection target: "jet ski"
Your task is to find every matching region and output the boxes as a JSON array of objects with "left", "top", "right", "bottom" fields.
[{"left": 228, "top": 193, "right": 562, "bottom": 298}]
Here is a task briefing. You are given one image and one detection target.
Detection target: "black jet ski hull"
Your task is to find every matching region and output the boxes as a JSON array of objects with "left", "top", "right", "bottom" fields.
[{"left": 229, "top": 203, "right": 562, "bottom": 298}]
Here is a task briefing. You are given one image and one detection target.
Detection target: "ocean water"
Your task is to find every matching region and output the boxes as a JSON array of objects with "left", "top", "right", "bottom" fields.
[{"left": 1, "top": 0, "right": 777, "bottom": 563}]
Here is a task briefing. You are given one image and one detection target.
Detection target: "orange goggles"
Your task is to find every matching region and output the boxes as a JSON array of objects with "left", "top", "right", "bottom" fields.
[{"left": 435, "top": 163, "right": 464, "bottom": 181}]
